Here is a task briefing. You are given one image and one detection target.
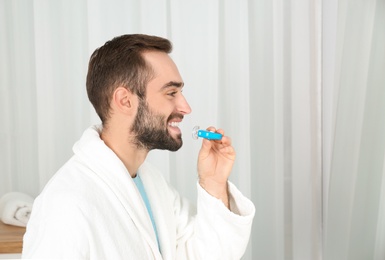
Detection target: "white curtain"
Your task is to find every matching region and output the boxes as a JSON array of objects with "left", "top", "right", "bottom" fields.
[
  {"left": 323, "top": 0, "right": 385, "bottom": 259},
  {"left": 0, "top": 0, "right": 383, "bottom": 259}
]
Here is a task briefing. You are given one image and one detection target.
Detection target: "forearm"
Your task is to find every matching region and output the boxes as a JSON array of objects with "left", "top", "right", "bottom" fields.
[
  {"left": 191, "top": 181, "right": 255, "bottom": 260},
  {"left": 199, "top": 178, "right": 230, "bottom": 209}
]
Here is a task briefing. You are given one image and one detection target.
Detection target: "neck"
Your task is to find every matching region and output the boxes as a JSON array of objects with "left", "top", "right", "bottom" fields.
[{"left": 100, "top": 124, "right": 148, "bottom": 178}]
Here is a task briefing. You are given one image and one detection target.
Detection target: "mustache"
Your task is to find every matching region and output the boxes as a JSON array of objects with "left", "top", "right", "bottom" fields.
[{"left": 167, "top": 113, "right": 184, "bottom": 121}]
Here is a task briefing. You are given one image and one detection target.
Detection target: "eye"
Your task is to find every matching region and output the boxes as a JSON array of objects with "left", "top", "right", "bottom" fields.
[{"left": 167, "top": 91, "right": 178, "bottom": 97}]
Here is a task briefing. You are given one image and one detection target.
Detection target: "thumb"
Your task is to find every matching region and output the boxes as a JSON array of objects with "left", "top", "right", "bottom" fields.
[{"left": 199, "top": 139, "right": 212, "bottom": 158}]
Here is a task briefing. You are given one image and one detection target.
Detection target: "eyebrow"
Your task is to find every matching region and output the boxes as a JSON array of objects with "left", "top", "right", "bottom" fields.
[{"left": 161, "top": 81, "right": 185, "bottom": 90}]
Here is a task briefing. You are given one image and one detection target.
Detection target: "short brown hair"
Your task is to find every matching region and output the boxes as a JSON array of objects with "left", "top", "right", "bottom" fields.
[{"left": 86, "top": 34, "right": 172, "bottom": 124}]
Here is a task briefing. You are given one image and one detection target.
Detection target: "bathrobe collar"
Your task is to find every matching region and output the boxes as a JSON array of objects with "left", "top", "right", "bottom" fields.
[{"left": 73, "top": 125, "right": 162, "bottom": 259}]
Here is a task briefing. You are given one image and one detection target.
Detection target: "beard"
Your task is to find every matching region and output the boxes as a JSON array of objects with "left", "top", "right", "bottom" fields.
[{"left": 130, "top": 99, "right": 183, "bottom": 151}]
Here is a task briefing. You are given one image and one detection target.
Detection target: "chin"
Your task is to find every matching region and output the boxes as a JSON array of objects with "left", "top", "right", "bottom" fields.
[{"left": 165, "top": 138, "right": 183, "bottom": 152}]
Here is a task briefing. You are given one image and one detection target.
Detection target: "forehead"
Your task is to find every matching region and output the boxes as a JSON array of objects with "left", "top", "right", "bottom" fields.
[{"left": 142, "top": 51, "right": 183, "bottom": 90}]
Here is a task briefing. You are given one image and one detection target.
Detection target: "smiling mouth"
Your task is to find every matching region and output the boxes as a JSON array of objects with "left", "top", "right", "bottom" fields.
[
  {"left": 167, "top": 114, "right": 184, "bottom": 129},
  {"left": 168, "top": 121, "right": 180, "bottom": 127},
  {"left": 167, "top": 116, "right": 183, "bottom": 136}
]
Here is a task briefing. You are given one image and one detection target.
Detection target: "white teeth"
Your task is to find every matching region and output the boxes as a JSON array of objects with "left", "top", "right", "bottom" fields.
[{"left": 169, "top": 122, "right": 180, "bottom": 127}]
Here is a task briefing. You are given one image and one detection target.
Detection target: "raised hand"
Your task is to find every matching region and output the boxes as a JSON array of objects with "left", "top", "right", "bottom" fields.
[{"left": 197, "top": 127, "right": 235, "bottom": 208}]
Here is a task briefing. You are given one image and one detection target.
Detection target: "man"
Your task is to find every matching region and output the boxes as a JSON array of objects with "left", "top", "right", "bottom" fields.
[{"left": 22, "top": 34, "right": 255, "bottom": 259}]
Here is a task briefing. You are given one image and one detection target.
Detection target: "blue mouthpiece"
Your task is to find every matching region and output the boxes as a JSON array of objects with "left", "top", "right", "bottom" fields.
[
  {"left": 197, "top": 130, "right": 223, "bottom": 140},
  {"left": 192, "top": 126, "right": 223, "bottom": 140}
]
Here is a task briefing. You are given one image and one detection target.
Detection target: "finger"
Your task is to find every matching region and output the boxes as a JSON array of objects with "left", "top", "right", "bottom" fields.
[
  {"left": 206, "top": 127, "right": 225, "bottom": 137},
  {"left": 206, "top": 126, "right": 217, "bottom": 132},
  {"left": 199, "top": 138, "right": 213, "bottom": 157},
  {"left": 215, "top": 128, "right": 225, "bottom": 136},
  {"left": 212, "top": 135, "right": 231, "bottom": 146},
  {"left": 219, "top": 146, "right": 236, "bottom": 161},
  {"left": 220, "top": 136, "right": 232, "bottom": 146}
]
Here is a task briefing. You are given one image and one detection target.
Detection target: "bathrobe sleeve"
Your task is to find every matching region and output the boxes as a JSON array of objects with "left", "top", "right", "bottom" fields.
[{"left": 173, "top": 180, "right": 255, "bottom": 260}]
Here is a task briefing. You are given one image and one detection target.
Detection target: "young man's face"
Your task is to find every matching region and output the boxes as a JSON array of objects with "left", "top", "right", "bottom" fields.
[{"left": 130, "top": 51, "right": 192, "bottom": 151}]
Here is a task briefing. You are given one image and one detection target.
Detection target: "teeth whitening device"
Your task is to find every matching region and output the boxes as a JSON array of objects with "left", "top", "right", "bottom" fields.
[{"left": 192, "top": 126, "right": 223, "bottom": 140}]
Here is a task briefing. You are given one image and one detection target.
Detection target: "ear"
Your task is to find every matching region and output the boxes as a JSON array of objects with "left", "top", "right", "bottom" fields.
[{"left": 112, "top": 87, "right": 137, "bottom": 115}]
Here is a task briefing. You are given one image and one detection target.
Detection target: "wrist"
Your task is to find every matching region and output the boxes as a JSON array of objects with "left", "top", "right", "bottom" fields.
[{"left": 199, "top": 178, "right": 229, "bottom": 209}]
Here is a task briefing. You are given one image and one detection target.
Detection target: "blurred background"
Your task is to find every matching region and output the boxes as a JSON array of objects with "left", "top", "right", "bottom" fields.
[{"left": 1, "top": 0, "right": 384, "bottom": 259}]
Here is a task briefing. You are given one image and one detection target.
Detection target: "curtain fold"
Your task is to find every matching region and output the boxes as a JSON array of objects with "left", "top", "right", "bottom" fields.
[
  {"left": 0, "top": 1, "right": 40, "bottom": 196},
  {"left": 323, "top": 0, "right": 385, "bottom": 259}
]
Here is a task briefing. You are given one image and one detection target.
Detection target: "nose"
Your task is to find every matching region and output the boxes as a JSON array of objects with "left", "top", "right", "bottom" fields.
[{"left": 177, "top": 94, "right": 192, "bottom": 115}]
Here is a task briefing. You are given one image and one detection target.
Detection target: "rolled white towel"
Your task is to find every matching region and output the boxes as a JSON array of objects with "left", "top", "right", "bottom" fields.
[{"left": 0, "top": 192, "right": 34, "bottom": 227}]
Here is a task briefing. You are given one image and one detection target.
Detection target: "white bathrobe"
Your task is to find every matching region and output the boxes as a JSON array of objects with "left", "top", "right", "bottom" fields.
[{"left": 22, "top": 126, "right": 255, "bottom": 260}]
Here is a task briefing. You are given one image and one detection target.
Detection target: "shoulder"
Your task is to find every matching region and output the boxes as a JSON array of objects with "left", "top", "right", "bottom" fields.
[{"left": 35, "top": 156, "right": 104, "bottom": 215}]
